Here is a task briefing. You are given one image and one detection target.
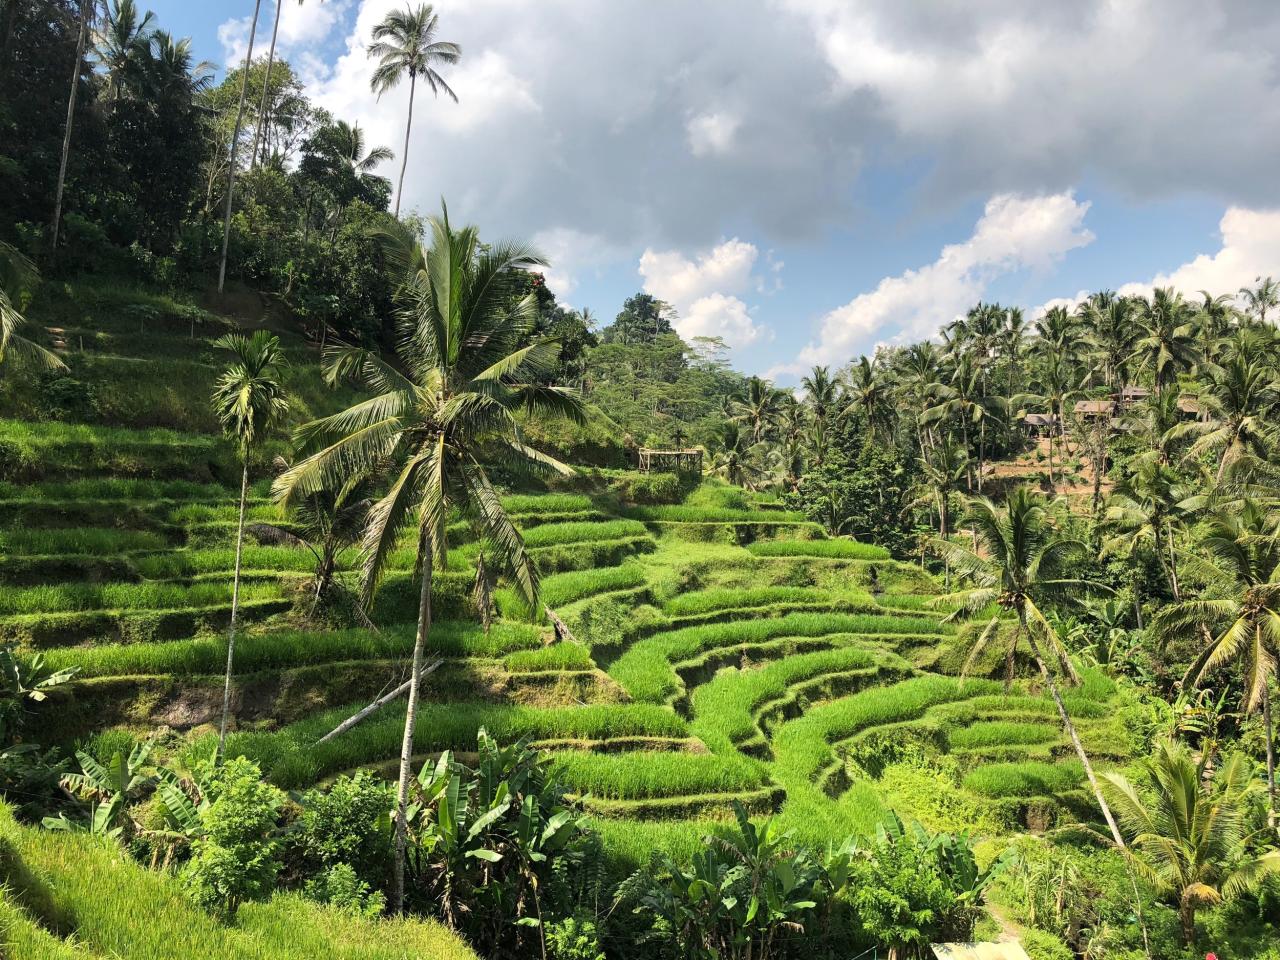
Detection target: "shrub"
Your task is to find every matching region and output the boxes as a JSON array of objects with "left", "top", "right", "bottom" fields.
[
  {"left": 183, "top": 757, "right": 284, "bottom": 918},
  {"left": 545, "top": 916, "right": 606, "bottom": 960},
  {"left": 304, "top": 863, "right": 386, "bottom": 919},
  {"left": 294, "top": 771, "right": 392, "bottom": 889}
]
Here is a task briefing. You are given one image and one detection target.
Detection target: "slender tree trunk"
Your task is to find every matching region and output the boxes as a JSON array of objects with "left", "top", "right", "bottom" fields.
[
  {"left": 940, "top": 494, "right": 950, "bottom": 591},
  {"left": 1165, "top": 522, "right": 1181, "bottom": 600},
  {"left": 1179, "top": 899, "right": 1196, "bottom": 947},
  {"left": 1022, "top": 613, "right": 1127, "bottom": 850},
  {"left": 249, "top": 0, "right": 283, "bottom": 171},
  {"left": 1264, "top": 686, "right": 1277, "bottom": 829},
  {"left": 978, "top": 416, "right": 986, "bottom": 492},
  {"left": 217, "top": 460, "right": 250, "bottom": 759},
  {"left": 217, "top": 0, "right": 264, "bottom": 294},
  {"left": 393, "top": 72, "right": 417, "bottom": 218},
  {"left": 50, "top": 0, "right": 91, "bottom": 264},
  {"left": 392, "top": 535, "right": 432, "bottom": 913}
]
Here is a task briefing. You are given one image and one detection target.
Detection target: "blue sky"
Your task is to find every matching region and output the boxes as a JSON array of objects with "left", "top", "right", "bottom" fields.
[{"left": 147, "top": 0, "right": 1280, "bottom": 383}]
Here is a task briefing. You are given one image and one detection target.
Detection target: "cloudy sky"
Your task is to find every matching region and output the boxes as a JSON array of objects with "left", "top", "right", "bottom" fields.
[{"left": 154, "top": 0, "right": 1280, "bottom": 382}]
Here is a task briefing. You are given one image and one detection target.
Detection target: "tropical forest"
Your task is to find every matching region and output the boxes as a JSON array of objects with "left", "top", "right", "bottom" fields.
[{"left": 1, "top": 2, "right": 1279, "bottom": 959}]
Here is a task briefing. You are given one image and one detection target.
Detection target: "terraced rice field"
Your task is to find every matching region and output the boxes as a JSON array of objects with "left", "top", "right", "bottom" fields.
[{"left": 1, "top": 343, "right": 1138, "bottom": 866}]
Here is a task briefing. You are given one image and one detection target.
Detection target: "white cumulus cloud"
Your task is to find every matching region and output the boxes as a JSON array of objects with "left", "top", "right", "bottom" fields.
[
  {"left": 686, "top": 111, "right": 741, "bottom": 157},
  {"left": 1116, "top": 207, "right": 1280, "bottom": 300},
  {"left": 638, "top": 239, "right": 771, "bottom": 347},
  {"left": 219, "top": 0, "right": 352, "bottom": 67},
  {"left": 788, "top": 192, "right": 1093, "bottom": 371}
]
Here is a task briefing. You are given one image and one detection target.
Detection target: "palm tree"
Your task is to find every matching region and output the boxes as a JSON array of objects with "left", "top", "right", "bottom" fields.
[
  {"left": 1133, "top": 288, "right": 1200, "bottom": 394},
  {"left": 257, "top": 465, "right": 373, "bottom": 618},
  {"left": 999, "top": 305, "right": 1027, "bottom": 400},
  {"left": 1081, "top": 294, "right": 1139, "bottom": 398},
  {"left": 1103, "top": 459, "right": 1199, "bottom": 601},
  {"left": 733, "top": 375, "right": 783, "bottom": 444},
  {"left": 51, "top": 0, "right": 94, "bottom": 261},
  {"left": 1, "top": 243, "right": 66, "bottom": 374},
  {"left": 329, "top": 119, "right": 394, "bottom": 190},
  {"left": 912, "top": 437, "right": 969, "bottom": 589},
  {"left": 147, "top": 31, "right": 213, "bottom": 102},
  {"left": 930, "top": 487, "right": 1127, "bottom": 850},
  {"left": 842, "top": 355, "right": 894, "bottom": 444},
  {"left": 1194, "top": 291, "right": 1238, "bottom": 361},
  {"left": 712, "top": 421, "right": 757, "bottom": 488},
  {"left": 1158, "top": 501, "right": 1280, "bottom": 821},
  {"left": 368, "top": 4, "right": 460, "bottom": 218},
  {"left": 250, "top": 0, "right": 289, "bottom": 169},
  {"left": 216, "top": 0, "right": 265, "bottom": 294},
  {"left": 1172, "top": 350, "right": 1279, "bottom": 482},
  {"left": 210, "top": 330, "right": 289, "bottom": 758},
  {"left": 1238, "top": 276, "right": 1279, "bottom": 326},
  {"left": 801, "top": 365, "right": 838, "bottom": 465},
  {"left": 1102, "top": 740, "right": 1280, "bottom": 944},
  {"left": 275, "top": 208, "right": 582, "bottom": 913},
  {"left": 95, "top": 0, "right": 154, "bottom": 100}
]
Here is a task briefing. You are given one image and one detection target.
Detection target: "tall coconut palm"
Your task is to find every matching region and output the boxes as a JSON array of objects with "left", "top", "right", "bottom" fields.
[
  {"left": 912, "top": 437, "right": 969, "bottom": 589},
  {"left": 801, "top": 365, "right": 838, "bottom": 466},
  {"left": 842, "top": 355, "right": 895, "bottom": 445},
  {"left": 95, "top": 0, "right": 154, "bottom": 100},
  {"left": 733, "top": 375, "right": 783, "bottom": 444},
  {"left": 217, "top": 0, "right": 265, "bottom": 294},
  {"left": 1103, "top": 459, "right": 1200, "bottom": 601},
  {"left": 250, "top": 0, "right": 286, "bottom": 169},
  {"left": 1238, "top": 276, "right": 1279, "bottom": 327},
  {"left": 1081, "top": 294, "right": 1139, "bottom": 397},
  {"left": 211, "top": 330, "right": 288, "bottom": 758},
  {"left": 329, "top": 119, "right": 393, "bottom": 192},
  {"left": 1, "top": 243, "right": 66, "bottom": 374},
  {"left": 274, "top": 208, "right": 582, "bottom": 913},
  {"left": 999, "top": 305, "right": 1027, "bottom": 400},
  {"left": 368, "top": 4, "right": 460, "bottom": 218},
  {"left": 1172, "top": 350, "right": 1280, "bottom": 482},
  {"left": 51, "top": 0, "right": 94, "bottom": 260},
  {"left": 1133, "top": 288, "right": 1200, "bottom": 395},
  {"left": 1102, "top": 740, "right": 1280, "bottom": 945},
  {"left": 1194, "top": 291, "right": 1239, "bottom": 361},
  {"left": 930, "top": 487, "right": 1127, "bottom": 850},
  {"left": 1157, "top": 500, "right": 1280, "bottom": 822}
]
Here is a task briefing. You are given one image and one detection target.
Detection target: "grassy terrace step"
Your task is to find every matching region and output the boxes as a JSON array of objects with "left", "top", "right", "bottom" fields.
[
  {"left": 620, "top": 505, "right": 808, "bottom": 523},
  {"left": 608, "top": 611, "right": 950, "bottom": 703},
  {"left": 226, "top": 702, "right": 690, "bottom": 788},
  {"left": 575, "top": 785, "right": 785, "bottom": 821},
  {"left": 494, "top": 561, "right": 648, "bottom": 620},
  {"left": 526, "top": 535, "right": 656, "bottom": 574},
  {"left": 0, "top": 597, "right": 293, "bottom": 648},
  {"left": 48, "top": 660, "right": 624, "bottom": 743},
  {"left": 0, "top": 576, "right": 290, "bottom": 616},
  {"left": 690, "top": 644, "right": 898, "bottom": 750},
  {"left": 0, "top": 419, "right": 240, "bottom": 481},
  {"left": 551, "top": 749, "right": 768, "bottom": 800},
  {"left": 769, "top": 675, "right": 1004, "bottom": 843},
  {"left": 745, "top": 539, "right": 891, "bottom": 559},
  {"left": 42, "top": 621, "right": 545, "bottom": 678},
  {"left": 0, "top": 805, "right": 477, "bottom": 960},
  {"left": 0, "top": 477, "right": 268, "bottom": 501}
]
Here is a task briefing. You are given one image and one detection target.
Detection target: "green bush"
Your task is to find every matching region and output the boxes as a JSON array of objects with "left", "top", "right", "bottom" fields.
[
  {"left": 294, "top": 771, "right": 392, "bottom": 889},
  {"left": 183, "top": 757, "right": 284, "bottom": 918}
]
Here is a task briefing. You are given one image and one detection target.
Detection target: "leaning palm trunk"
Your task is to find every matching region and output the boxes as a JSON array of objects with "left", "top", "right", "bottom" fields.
[
  {"left": 250, "top": 0, "right": 283, "bottom": 170},
  {"left": 51, "top": 0, "right": 92, "bottom": 262},
  {"left": 217, "top": 460, "right": 251, "bottom": 758},
  {"left": 217, "top": 0, "right": 264, "bottom": 293},
  {"left": 392, "top": 535, "right": 432, "bottom": 914},
  {"left": 393, "top": 73, "right": 417, "bottom": 218},
  {"left": 1021, "top": 613, "right": 1126, "bottom": 849}
]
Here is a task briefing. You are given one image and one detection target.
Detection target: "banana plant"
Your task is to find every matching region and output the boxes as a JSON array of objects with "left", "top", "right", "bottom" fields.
[
  {"left": 42, "top": 737, "right": 157, "bottom": 840},
  {"left": 0, "top": 643, "right": 78, "bottom": 744}
]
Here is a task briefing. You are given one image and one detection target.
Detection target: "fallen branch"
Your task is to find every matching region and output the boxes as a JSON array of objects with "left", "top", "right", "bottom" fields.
[{"left": 313, "top": 658, "right": 443, "bottom": 746}]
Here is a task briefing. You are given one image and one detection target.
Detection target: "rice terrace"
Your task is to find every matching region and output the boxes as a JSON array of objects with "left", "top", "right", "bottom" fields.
[{"left": 2, "top": 1, "right": 1280, "bottom": 959}]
